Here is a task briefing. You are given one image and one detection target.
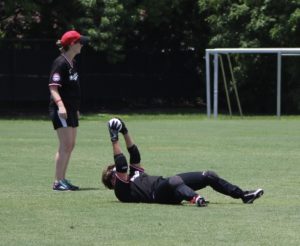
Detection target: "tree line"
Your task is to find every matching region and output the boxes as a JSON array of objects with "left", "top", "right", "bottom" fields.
[{"left": 1, "top": 0, "right": 300, "bottom": 113}]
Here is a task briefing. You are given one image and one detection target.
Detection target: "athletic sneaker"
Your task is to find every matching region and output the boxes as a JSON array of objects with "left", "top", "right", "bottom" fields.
[
  {"left": 242, "top": 189, "right": 264, "bottom": 204},
  {"left": 62, "top": 179, "right": 79, "bottom": 191},
  {"left": 53, "top": 180, "right": 71, "bottom": 191}
]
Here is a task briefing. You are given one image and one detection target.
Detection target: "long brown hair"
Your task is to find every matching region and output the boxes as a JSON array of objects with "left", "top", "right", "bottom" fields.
[{"left": 101, "top": 164, "right": 116, "bottom": 190}]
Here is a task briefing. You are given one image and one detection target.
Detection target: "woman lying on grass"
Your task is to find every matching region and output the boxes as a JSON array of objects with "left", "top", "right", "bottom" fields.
[{"left": 102, "top": 118, "right": 264, "bottom": 207}]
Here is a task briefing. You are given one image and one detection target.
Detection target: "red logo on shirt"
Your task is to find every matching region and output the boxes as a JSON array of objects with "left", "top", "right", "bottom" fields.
[{"left": 52, "top": 73, "right": 61, "bottom": 82}]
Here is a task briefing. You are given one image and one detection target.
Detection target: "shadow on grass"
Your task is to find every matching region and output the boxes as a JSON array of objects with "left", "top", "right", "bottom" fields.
[
  {"left": 99, "top": 200, "right": 247, "bottom": 208},
  {"left": 204, "top": 201, "right": 248, "bottom": 205},
  {"left": 77, "top": 187, "right": 100, "bottom": 191}
]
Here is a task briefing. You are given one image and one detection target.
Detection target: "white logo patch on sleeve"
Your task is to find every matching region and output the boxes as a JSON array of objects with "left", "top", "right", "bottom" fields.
[
  {"left": 52, "top": 73, "right": 61, "bottom": 82},
  {"left": 130, "top": 171, "right": 141, "bottom": 182}
]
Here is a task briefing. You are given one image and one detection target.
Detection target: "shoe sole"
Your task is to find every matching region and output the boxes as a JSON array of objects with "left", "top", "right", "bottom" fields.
[{"left": 245, "top": 189, "right": 264, "bottom": 204}]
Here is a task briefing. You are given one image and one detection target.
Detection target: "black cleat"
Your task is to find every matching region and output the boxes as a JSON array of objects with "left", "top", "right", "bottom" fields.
[{"left": 242, "top": 189, "right": 264, "bottom": 204}]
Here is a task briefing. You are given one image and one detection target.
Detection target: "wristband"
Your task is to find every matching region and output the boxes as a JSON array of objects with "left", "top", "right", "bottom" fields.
[{"left": 55, "top": 99, "right": 62, "bottom": 104}]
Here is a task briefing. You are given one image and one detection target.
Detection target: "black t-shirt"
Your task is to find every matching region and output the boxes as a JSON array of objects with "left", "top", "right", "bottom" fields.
[
  {"left": 114, "top": 165, "right": 163, "bottom": 203},
  {"left": 49, "top": 55, "right": 81, "bottom": 110}
]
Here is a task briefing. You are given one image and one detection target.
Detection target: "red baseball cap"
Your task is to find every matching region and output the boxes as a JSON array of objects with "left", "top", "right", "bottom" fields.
[{"left": 60, "top": 30, "right": 89, "bottom": 47}]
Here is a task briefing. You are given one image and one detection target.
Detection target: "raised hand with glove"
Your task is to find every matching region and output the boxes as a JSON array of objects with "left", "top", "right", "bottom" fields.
[
  {"left": 107, "top": 118, "right": 122, "bottom": 142},
  {"left": 116, "top": 117, "right": 128, "bottom": 135}
]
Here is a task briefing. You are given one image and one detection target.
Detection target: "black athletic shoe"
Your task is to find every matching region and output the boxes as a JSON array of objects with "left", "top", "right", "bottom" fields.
[
  {"left": 63, "top": 179, "right": 79, "bottom": 191},
  {"left": 242, "top": 189, "right": 264, "bottom": 204}
]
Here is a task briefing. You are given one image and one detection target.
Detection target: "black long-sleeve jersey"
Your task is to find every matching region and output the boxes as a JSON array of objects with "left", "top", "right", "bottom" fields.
[
  {"left": 113, "top": 144, "right": 164, "bottom": 203},
  {"left": 114, "top": 165, "right": 163, "bottom": 203}
]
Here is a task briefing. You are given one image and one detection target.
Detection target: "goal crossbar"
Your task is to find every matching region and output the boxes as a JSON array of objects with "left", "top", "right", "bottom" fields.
[{"left": 205, "top": 48, "right": 300, "bottom": 118}]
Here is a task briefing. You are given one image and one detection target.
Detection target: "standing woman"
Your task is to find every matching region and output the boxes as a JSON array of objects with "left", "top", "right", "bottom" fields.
[{"left": 49, "top": 30, "right": 89, "bottom": 191}]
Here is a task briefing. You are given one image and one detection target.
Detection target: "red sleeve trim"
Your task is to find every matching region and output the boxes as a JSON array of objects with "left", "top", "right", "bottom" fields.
[{"left": 49, "top": 83, "right": 62, "bottom": 87}]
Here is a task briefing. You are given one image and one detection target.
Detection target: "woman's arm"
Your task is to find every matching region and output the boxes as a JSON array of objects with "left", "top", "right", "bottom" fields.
[
  {"left": 112, "top": 141, "right": 129, "bottom": 181},
  {"left": 49, "top": 85, "right": 67, "bottom": 119}
]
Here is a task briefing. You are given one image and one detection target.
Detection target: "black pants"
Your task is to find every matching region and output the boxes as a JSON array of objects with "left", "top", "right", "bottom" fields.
[{"left": 153, "top": 171, "right": 244, "bottom": 204}]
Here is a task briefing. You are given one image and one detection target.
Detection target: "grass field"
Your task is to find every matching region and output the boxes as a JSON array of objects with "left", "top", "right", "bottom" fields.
[{"left": 0, "top": 114, "right": 300, "bottom": 246}]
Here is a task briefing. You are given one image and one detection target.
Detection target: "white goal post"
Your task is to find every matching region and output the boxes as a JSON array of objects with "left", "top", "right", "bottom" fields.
[{"left": 205, "top": 48, "right": 300, "bottom": 118}]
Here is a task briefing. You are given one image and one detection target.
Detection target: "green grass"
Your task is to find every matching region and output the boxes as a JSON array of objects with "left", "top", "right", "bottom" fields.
[{"left": 0, "top": 115, "right": 300, "bottom": 246}]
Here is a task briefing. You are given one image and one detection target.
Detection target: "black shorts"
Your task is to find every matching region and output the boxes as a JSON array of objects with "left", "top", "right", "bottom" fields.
[{"left": 49, "top": 108, "right": 79, "bottom": 130}]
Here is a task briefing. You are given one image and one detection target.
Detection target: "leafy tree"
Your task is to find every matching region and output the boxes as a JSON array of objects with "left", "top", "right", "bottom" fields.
[
  {"left": 79, "top": 0, "right": 129, "bottom": 62},
  {"left": 199, "top": 0, "right": 300, "bottom": 47},
  {"left": 77, "top": 0, "right": 206, "bottom": 73},
  {"left": 199, "top": 0, "right": 300, "bottom": 113},
  {"left": 1, "top": 0, "right": 300, "bottom": 112},
  {"left": 0, "top": 0, "right": 86, "bottom": 39},
  {"left": 0, "top": 0, "right": 40, "bottom": 39},
  {"left": 1, "top": 0, "right": 206, "bottom": 61}
]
